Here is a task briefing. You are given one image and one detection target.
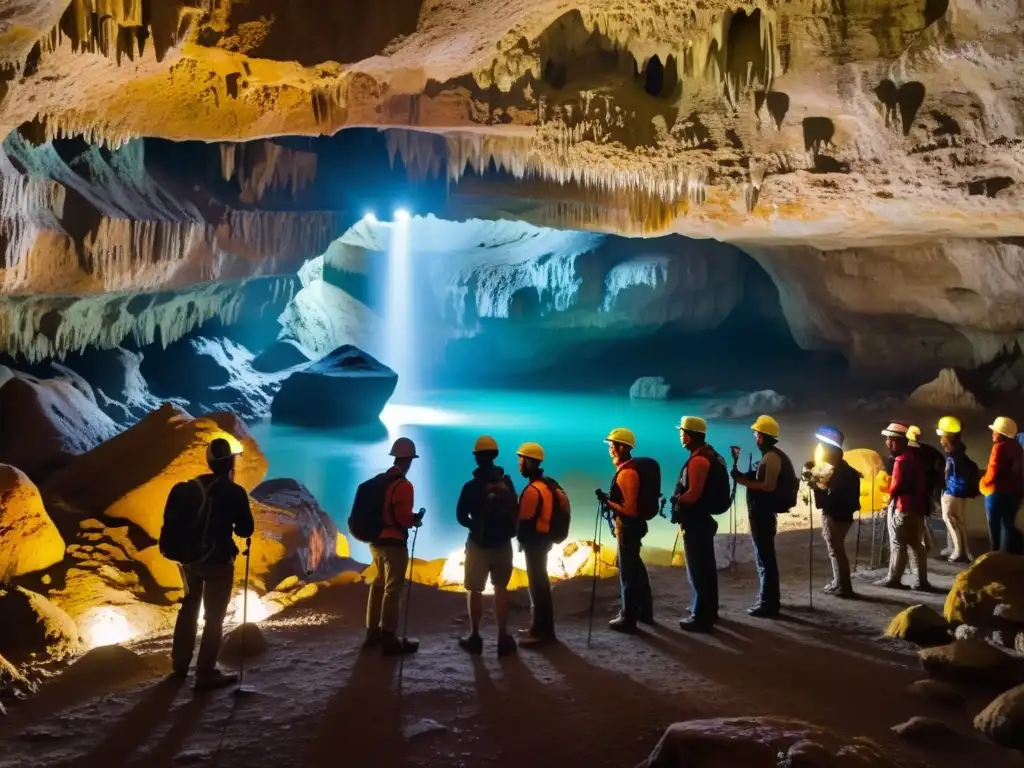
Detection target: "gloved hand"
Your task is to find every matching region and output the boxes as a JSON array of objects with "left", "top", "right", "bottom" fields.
[
  {"left": 413, "top": 511, "right": 425, "bottom": 528},
  {"left": 595, "top": 489, "right": 609, "bottom": 505},
  {"left": 730, "top": 467, "right": 743, "bottom": 481}
]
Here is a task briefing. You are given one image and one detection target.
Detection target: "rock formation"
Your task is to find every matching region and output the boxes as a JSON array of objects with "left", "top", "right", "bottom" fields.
[
  {"left": 0, "top": 586, "right": 80, "bottom": 664},
  {"left": 908, "top": 368, "right": 982, "bottom": 409},
  {"left": 0, "top": 464, "right": 66, "bottom": 580}
]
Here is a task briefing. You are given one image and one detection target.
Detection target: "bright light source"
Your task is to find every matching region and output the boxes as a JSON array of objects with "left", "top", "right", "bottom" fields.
[
  {"left": 363, "top": 212, "right": 377, "bottom": 223},
  {"left": 227, "top": 589, "right": 275, "bottom": 624},
  {"left": 81, "top": 607, "right": 137, "bottom": 649},
  {"left": 393, "top": 208, "right": 410, "bottom": 222}
]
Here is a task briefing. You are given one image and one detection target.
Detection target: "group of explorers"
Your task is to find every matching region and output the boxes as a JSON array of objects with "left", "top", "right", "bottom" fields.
[{"left": 159, "top": 412, "right": 1024, "bottom": 689}]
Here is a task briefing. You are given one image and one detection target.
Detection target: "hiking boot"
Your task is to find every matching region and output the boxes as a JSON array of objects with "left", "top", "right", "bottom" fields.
[
  {"left": 678, "top": 616, "right": 714, "bottom": 634},
  {"left": 638, "top": 612, "right": 656, "bottom": 626},
  {"left": 497, "top": 634, "right": 518, "bottom": 658},
  {"left": 381, "top": 632, "right": 419, "bottom": 656},
  {"left": 168, "top": 667, "right": 189, "bottom": 682},
  {"left": 912, "top": 582, "right": 936, "bottom": 593},
  {"left": 747, "top": 605, "right": 780, "bottom": 619},
  {"left": 949, "top": 555, "right": 971, "bottom": 565},
  {"left": 194, "top": 667, "right": 238, "bottom": 693},
  {"left": 518, "top": 630, "right": 556, "bottom": 648},
  {"left": 834, "top": 588, "right": 856, "bottom": 599},
  {"left": 362, "top": 628, "right": 382, "bottom": 650},
  {"left": 608, "top": 616, "right": 638, "bottom": 634},
  {"left": 458, "top": 633, "right": 483, "bottom": 655},
  {"left": 822, "top": 582, "right": 839, "bottom": 594}
]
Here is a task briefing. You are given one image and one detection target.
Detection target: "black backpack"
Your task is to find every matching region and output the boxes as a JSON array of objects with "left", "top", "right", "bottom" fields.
[
  {"left": 348, "top": 473, "right": 399, "bottom": 543},
  {"left": 917, "top": 443, "right": 945, "bottom": 502},
  {"left": 960, "top": 454, "right": 981, "bottom": 498},
  {"left": 775, "top": 449, "right": 800, "bottom": 511},
  {"left": 159, "top": 477, "right": 218, "bottom": 565},
  {"left": 626, "top": 457, "right": 663, "bottom": 520},
  {"left": 478, "top": 476, "right": 519, "bottom": 546},
  {"left": 542, "top": 477, "right": 571, "bottom": 544},
  {"left": 701, "top": 446, "right": 732, "bottom": 516}
]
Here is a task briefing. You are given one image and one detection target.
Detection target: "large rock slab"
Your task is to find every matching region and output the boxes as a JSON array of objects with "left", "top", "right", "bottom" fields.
[
  {"left": 271, "top": 345, "right": 397, "bottom": 427},
  {"left": 0, "top": 464, "right": 66, "bottom": 580},
  {"left": 0, "top": 587, "right": 81, "bottom": 664},
  {"left": 975, "top": 683, "right": 1024, "bottom": 751},
  {"left": 945, "top": 553, "right": 1024, "bottom": 630},
  {"left": 0, "top": 367, "right": 119, "bottom": 479},
  {"left": 251, "top": 339, "right": 314, "bottom": 373},
  {"left": 641, "top": 716, "right": 896, "bottom": 767},
  {"left": 45, "top": 403, "right": 266, "bottom": 539},
  {"left": 919, "top": 639, "right": 1024, "bottom": 689}
]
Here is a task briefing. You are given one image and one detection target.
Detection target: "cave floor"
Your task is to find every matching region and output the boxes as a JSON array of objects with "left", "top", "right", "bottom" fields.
[{"left": 1, "top": 533, "right": 1018, "bottom": 768}]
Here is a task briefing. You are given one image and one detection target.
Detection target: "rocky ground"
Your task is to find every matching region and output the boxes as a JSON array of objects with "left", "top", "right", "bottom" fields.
[{"left": 1, "top": 532, "right": 1021, "bottom": 768}]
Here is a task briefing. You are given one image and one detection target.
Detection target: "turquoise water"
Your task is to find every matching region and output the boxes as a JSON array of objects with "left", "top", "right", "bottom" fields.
[{"left": 249, "top": 390, "right": 761, "bottom": 562}]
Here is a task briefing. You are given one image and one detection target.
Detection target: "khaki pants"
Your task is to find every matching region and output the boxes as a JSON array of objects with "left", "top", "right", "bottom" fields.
[
  {"left": 172, "top": 561, "right": 234, "bottom": 674},
  {"left": 887, "top": 509, "right": 928, "bottom": 587},
  {"left": 941, "top": 494, "right": 970, "bottom": 559},
  {"left": 367, "top": 543, "right": 408, "bottom": 633},
  {"left": 822, "top": 517, "right": 853, "bottom": 592}
]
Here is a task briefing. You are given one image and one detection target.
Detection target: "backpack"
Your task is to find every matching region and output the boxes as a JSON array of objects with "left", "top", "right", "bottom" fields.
[
  {"left": 626, "top": 457, "right": 663, "bottom": 520},
  {"left": 348, "top": 473, "right": 398, "bottom": 543},
  {"left": 774, "top": 449, "right": 800, "bottom": 511},
  {"left": 917, "top": 443, "right": 945, "bottom": 502},
  {"left": 699, "top": 446, "right": 732, "bottom": 516},
  {"left": 478, "top": 476, "right": 519, "bottom": 546},
  {"left": 960, "top": 454, "right": 981, "bottom": 499},
  {"left": 159, "top": 477, "right": 218, "bottom": 565},
  {"left": 541, "top": 477, "right": 571, "bottom": 543}
]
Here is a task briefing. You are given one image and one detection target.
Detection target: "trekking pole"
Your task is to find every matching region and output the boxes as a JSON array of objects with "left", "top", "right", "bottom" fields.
[
  {"left": 398, "top": 509, "right": 423, "bottom": 696},
  {"left": 807, "top": 489, "right": 814, "bottom": 610},
  {"left": 729, "top": 446, "right": 741, "bottom": 568},
  {"left": 587, "top": 500, "right": 603, "bottom": 647},
  {"left": 234, "top": 537, "right": 256, "bottom": 697}
]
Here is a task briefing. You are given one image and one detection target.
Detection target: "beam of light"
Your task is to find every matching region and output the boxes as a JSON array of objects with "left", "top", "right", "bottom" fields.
[
  {"left": 363, "top": 212, "right": 377, "bottom": 223},
  {"left": 379, "top": 403, "right": 470, "bottom": 429},
  {"left": 226, "top": 589, "right": 276, "bottom": 624},
  {"left": 384, "top": 211, "right": 414, "bottom": 399},
  {"left": 81, "top": 607, "right": 137, "bottom": 649}
]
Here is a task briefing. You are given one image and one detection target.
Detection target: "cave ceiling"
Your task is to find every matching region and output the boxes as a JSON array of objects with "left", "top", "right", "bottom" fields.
[{"left": 0, "top": 0, "right": 1020, "bottom": 248}]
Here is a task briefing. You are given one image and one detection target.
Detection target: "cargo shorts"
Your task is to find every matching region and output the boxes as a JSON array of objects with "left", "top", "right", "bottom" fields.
[{"left": 464, "top": 539, "right": 514, "bottom": 593}]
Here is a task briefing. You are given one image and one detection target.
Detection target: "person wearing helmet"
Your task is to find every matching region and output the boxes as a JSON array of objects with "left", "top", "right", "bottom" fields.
[
  {"left": 670, "top": 416, "right": 724, "bottom": 633},
  {"left": 596, "top": 428, "right": 653, "bottom": 633},
  {"left": 979, "top": 417, "right": 1024, "bottom": 554},
  {"left": 456, "top": 436, "right": 519, "bottom": 657},
  {"left": 732, "top": 415, "right": 796, "bottom": 618},
  {"left": 876, "top": 422, "right": 932, "bottom": 590},
  {"left": 906, "top": 425, "right": 944, "bottom": 555},
  {"left": 515, "top": 442, "right": 556, "bottom": 645},
  {"left": 936, "top": 416, "right": 977, "bottom": 563},
  {"left": 365, "top": 437, "right": 423, "bottom": 656},
  {"left": 809, "top": 427, "right": 861, "bottom": 598},
  {"left": 167, "top": 436, "right": 254, "bottom": 691}
]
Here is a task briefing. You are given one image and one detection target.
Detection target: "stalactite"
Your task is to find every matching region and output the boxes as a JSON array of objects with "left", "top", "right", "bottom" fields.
[
  {"left": 218, "top": 142, "right": 318, "bottom": 202},
  {"left": 220, "top": 210, "right": 338, "bottom": 265},
  {"left": 0, "top": 281, "right": 251, "bottom": 363},
  {"left": 41, "top": 113, "right": 137, "bottom": 151},
  {"left": 0, "top": 175, "right": 67, "bottom": 269},
  {"left": 82, "top": 218, "right": 203, "bottom": 290}
]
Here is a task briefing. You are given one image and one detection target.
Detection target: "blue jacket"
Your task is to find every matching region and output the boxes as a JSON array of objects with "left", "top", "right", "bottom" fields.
[{"left": 944, "top": 449, "right": 975, "bottom": 498}]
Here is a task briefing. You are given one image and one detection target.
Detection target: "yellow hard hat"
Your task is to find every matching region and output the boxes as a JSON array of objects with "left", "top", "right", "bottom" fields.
[
  {"left": 989, "top": 416, "right": 1018, "bottom": 439},
  {"left": 389, "top": 437, "right": 419, "bottom": 459},
  {"left": 936, "top": 416, "right": 962, "bottom": 436},
  {"left": 677, "top": 416, "right": 707, "bottom": 433},
  {"left": 604, "top": 427, "right": 636, "bottom": 448},
  {"left": 516, "top": 442, "right": 545, "bottom": 462},
  {"left": 750, "top": 414, "right": 780, "bottom": 438},
  {"left": 473, "top": 435, "right": 498, "bottom": 454},
  {"left": 206, "top": 433, "right": 243, "bottom": 464},
  {"left": 907, "top": 425, "right": 921, "bottom": 445}
]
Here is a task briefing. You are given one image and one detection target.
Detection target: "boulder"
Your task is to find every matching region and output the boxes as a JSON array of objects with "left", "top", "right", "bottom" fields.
[
  {"left": 906, "top": 679, "right": 966, "bottom": 708},
  {"left": 891, "top": 716, "right": 967, "bottom": 746},
  {"left": 271, "top": 345, "right": 397, "bottom": 427},
  {"left": 630, "top": 376, "right": 671, "bottom": 400},
  {"left": 886, "top": 605, "right": 950, "bottom": 646},
  {"left": 0, "top": 367, "right": 119, "bottom": 479},
  {"left": 908, "top": 368, "right": 981, "bottom": 410},
  {"left": 0, "top": 587, "right": 81, "bottom": 664},
  {"left": 704, "top": 389, "right": 791, "bottom": 419},
  {"left": 1017, "top": 632, "right": 1024, "bottom": 655},
  {"left": 975, "top": 683, "right": 1024, "bottom": 750},
  {"left": 641, "top": 716, "right": 896, "bottom": 767},
  {"left": 0, "top": 465, "right": 66, "bottom": 581},
  {"left": 944, "top": 553, "right": 1024, "bottom": 629},
  {"left": 45, "top": 404, "right": 266, "bottom": 540},
  {"left": 246, "top": 478, "right": 349, "bottom": 591},
  {"left": 994, "top": 603, "right": 1024, "bottom": 625},
  {"left": 251, "top": 339, "right": 314, "bottom": 373},
  {"left": 919, "top": 639, "right": 1024, "bottom": 688},
  {"left": 219, "top": 622, "right": 268, "bottom": 665},
  {"left": 955, "top": 624, "right": 982, "bottom": 641}
]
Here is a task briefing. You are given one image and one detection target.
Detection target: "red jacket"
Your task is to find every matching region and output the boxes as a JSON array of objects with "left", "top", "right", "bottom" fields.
[
  {"left": 888, "top": 450, "right": 926, "bottom": 516},
  {"left": 980, "top": 439, "right": 1024, "bottom": 496}
]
